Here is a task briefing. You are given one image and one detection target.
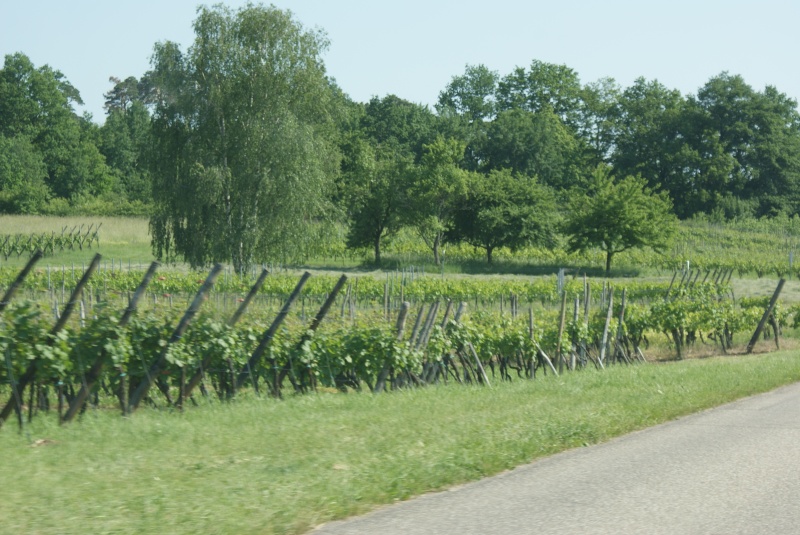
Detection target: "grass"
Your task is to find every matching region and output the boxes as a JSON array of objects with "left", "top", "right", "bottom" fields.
[{"left": 3, "top": 351, "right": 800, "bottom": 534}]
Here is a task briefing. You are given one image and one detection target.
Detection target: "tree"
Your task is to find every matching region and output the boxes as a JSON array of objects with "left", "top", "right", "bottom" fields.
[
  {"left": 696, "top": 73, "right": 800, "bottom": 216},
  {"left": 611, "top": 77, "right": 735, "bottom": 218},
  {"left": 436, "top": 64, "right": 498, "bottom": 171},
  {"left": 0, "top": 53, "right": 115, "bottom": 202},
  {"left": 565, "top": 166, "right": 677, "bottom": 273},
  {"left": 0, "top": 134, "right": 49, "bottom": 213},
  {"left": 101, "top": 76, "right": 156, "bottom": 205},
  {"left": 341, "top": 136, "right": 412, "bottom": 264},
  {"left": 482, "top": 107, "right": 583, "bottom": 189},
  {"left": 360, "top": 95, "right": 437, "bottom": 161},
  {"left": 148, "top": 4, "right": 340, "bottom": 273},
  {"left": 495, "top": 60, "right": 583, "bottom": 128},
  {"left": 436, "top": 64, "right": 498, "bottom": 123},
  {"left": 339, "top": 95, "right": 435, "bottom": 264},
  {"left": 450, "top": 169, "right": 556, "bottom": 264},
  {"left": 577, "top": 77, "right": 621, "bottom": 167},
  {"left": 407, "top": 136, "right": 469, "bottom": 265}
]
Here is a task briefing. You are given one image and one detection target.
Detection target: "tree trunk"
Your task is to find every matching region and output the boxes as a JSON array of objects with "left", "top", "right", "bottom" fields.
[
  {"left": 433, "top": 235, "right": 441, "bottom": 266},
  {"left": 487, "top": 246, "right": 494, "bottom": 265},
  {"left": 605, "top": 250, "right": 614, "bottom": 275}
]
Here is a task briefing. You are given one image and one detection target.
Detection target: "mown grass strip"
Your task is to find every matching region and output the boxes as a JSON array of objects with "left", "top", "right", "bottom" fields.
[{"left": 2, "top": 351, "right": 800, "bottom": 534}]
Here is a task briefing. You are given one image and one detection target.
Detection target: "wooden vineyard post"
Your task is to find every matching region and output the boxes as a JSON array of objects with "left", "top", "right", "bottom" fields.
[
  {"left": 529, "top": 307, "right": 536, "bottom": 378},
  {"left": 228, "top": 269, "right": 269, "bottom": 326},
  {"left": 467, "top": 342, "right": 490, "bottom": 387},
  {"left": 415, "top": 301, "right": 440, "bottom": 351},
  {"left": 0, "top": 250, "right": 43, "bottom": 315},
  {"left": 613, "top": 288, "right": 629, "bottom": 364},
  {"left": 234, "top": 272, "right": 311, "bottom": 396},
  {"left": 571, "top": 297, "right": 579, "bottom": 371},
  {"left": 663, "top": 271, "right": 678, "bottom": 301},
  {"left": 422, "top": 300, "right": 452, "bottom": 383},
  {"left": 746, "top": 278, "right": 786, "bottom": 354},
  {"left": 62, "top": 261, "right": 160, "bottom": 423},
  {"left": 180, "top": 269, "right": 270, "bottom": 404},
  {"left": 598, "top": 291, "right": 614, "bottom": 366},
  {"left": 0, "top": 253, "right": 102, "bottom": 428},
  {"left": 556, "top": 291, "right": 567, "bottom": 374},
  {"left": 3, "top": 347, "right": 24, "bottom": 432},
  {"left": 126, "top": 264, "right": 223, "bottom": 413},
  {"left": 408, "top": 305, "right": 426, "bottom": 346},
  {"left": 274, "top": 274, "right": 348, "bottom": 395}
]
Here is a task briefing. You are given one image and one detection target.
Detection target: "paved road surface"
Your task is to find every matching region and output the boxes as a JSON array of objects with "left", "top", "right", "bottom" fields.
[{"left": 313, "top": 382, "right": 800, "bottom": 534}]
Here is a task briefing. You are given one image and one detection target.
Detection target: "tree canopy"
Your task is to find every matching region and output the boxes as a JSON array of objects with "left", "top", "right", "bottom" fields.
[
  {"left": 565, "top": 167, "right": 678, "bottom": 273},
  {"left": 148, "top": 4, "right": 340, "bottom": 272},
  {"left": 6, "top": 12, "right": 800, "bottom": 272},
  {"left": 450, "top": 169, "right": 557, "bottom": 264}
]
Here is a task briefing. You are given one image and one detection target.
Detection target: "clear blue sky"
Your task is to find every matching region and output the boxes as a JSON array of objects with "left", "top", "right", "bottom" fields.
[{"left": 2, "top": 0, "right": 799, "bottom": 121}]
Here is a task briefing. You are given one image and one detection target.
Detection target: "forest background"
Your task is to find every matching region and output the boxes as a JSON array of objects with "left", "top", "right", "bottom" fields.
[{"left": 2, "top": 3, "right": 800, "bottom": 275}]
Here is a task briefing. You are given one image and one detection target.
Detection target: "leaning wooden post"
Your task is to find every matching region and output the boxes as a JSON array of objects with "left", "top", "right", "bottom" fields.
[
  {"left": 3, "top": 347, "right": 24, "bottom": 431},
  {"left": 556, "top": 291, "right": 568, "bottom": 373},
  {"left": 408, "top": 304, "right": 426, "bottom": 345},
  {"left": 228, "top": 269, "right": 269, "bottom": 326},
  {"left": 566, "top": 296, "right": 577, "bottom": 370},
  {"left": 467, "top": 342, "right": 491, "bottom": 387},
  {"left": 745, "top": 278, "right": 786, "bottom": 354},
  {"left": 180, "top": 269, "right": 269, "bottom": 404},
  {"left": 274, "top": 274, "right": 348, "bottom": 394},
  {"left": 598, "top": 291, "right": 614, "bottom": 366},
  {"left": 528, "top": 307, "right": 536, "bottom": 379},
  {"left": 235, "top": 272, "right": 311, "bottom": 395},
  {"left": 127, "top": 264, "right": 223, "bottom": 413},
  {"left": 62, "top": 261, "right": 160, "bottom": 423},
  {"left": 453, "top": 301, "right": 467, "bottom": 322},
  {"left": 374, "top": 301, "right": 410, "bottom": 393},
  {"left": 415, "top": 301, "right": 440, "bottom": 350},
  {"left": 0, "top": 253, "right": 102, "bottom": 428},
  {"left": 0, "top": 250, "right": 43, "bottom": 315},
  {"left": 613, "top": 288, "right": 628, "bottom": 364},
  {"left": 664, "top": 271, "right": 678, "bottom": 301}
]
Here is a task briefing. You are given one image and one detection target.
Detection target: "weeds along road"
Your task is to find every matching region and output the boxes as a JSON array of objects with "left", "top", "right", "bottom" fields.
[{"left": 313, "top": 381, "right": 800, "bottom": 535}]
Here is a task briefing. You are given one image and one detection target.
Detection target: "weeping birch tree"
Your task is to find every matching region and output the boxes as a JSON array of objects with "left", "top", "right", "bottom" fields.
[{"left": 148, "top": 4, "right": 339, "bottom": 273}]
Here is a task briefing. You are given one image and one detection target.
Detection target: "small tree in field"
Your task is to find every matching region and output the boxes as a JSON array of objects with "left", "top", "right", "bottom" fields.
[
  {"left": 565, "top": 166, "right": 677, "bottom": 274},
  {"left": 450, "top": 169, "right": 557, "bottom": 264}
]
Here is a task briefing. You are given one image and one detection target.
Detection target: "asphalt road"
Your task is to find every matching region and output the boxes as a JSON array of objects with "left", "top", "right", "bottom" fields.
[{"left": 313, "top": 382, "right": 800, "bottom": 534}]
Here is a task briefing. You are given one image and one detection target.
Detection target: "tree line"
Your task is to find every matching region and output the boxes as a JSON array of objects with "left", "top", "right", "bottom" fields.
[{"left": 2, "top": 4, "right": 798, "bottom": 272}]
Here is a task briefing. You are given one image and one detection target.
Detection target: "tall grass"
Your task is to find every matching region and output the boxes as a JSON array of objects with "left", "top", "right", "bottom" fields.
[{"left": 2, "top": 351, "right": 800, "bottom": 534}]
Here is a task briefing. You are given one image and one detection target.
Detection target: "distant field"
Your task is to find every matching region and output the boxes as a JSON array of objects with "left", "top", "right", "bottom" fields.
[
  {"left": 1, "top": 214, "right": 799, "bottom": 288},
  {"left": 0, "top": 215, "right": 154, "bottom": 268}
]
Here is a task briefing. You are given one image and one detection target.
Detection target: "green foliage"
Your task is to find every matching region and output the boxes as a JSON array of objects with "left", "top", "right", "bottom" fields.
[
  {"left": 406, "top": 136, "right": 470, "bottom": 265},
  {"left": 0, "top": 135, "right": 50, "bottom": 213},
  {"left": 436, "top": 64, "right": 498, "bottom": 123},
  {"left": 148, "top": 4, "right": 340, "bottom": 273},
  {"left": 0, "top": 53, "right": 117, "bottom": 209},
  {"left": 450, "top": 169, "right": 557, "bottom": 263},
  {"left": 565, "top": 166, "right": 678, "bottom": 273}
]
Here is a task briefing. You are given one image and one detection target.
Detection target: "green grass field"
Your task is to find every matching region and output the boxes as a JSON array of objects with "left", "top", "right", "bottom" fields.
[{"left": 3, "top": 351, "right": 800, "bottom": 534}]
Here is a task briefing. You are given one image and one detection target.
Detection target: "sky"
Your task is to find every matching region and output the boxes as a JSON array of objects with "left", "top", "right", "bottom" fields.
[{"left": 2, "top": 0, "right": 800, "bottom": 122}]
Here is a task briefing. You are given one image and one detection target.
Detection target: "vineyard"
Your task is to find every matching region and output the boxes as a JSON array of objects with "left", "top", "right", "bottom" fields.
[
  {"left": 0, "top": 250, "right": 792, "bottom": 431},
  {"left": 0, "top": 224, "right": 101, "bottom": 260}
]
